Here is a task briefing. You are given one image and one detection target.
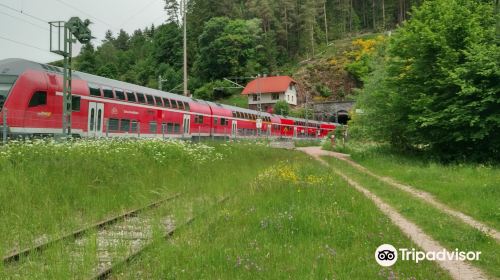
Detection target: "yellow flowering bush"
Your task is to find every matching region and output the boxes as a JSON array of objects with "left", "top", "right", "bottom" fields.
[{"left": 252, "top": 162, "right": 332, "bottom": 191}]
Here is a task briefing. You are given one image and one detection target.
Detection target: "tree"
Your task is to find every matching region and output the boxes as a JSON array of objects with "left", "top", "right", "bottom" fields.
[
  {"left": 164, "top": 0, "right": 180, "bottom": 24},
  {"left": 75, "top": 43, "right": 96, "bottom": 73},
  {"left": 153, "top": 23, "right": 183, "bottom": 67},
  {"left": 114, "top": 29, "right": 130, "bottom": 51},
  {"left": 353, "top": 0, "right": 500, "bottom": 161},
  {"left": 273, "top": 100, "right": 290, "bottom": 115},
  {"left": 193, "top": 80, "right": 234, "bottom": 100},
  {"left": 194, "top": 17, "right": 265, "bottom": 80}
]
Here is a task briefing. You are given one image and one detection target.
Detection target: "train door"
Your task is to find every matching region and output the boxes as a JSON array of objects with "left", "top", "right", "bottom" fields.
[
  {"left": 231, "top": 120, "right": 237, "bottom": 138},
  {"left": 182, "top": 114, "right": 190, "bottom": 137},
  {"left": 88, "top": 102, "right": 104, "bottom": 137},
  {"left": 293, "top": 126, "right": 297, "bottom": 138},
  {"left": 267, "top": 124, "right": 271, "bottom": 137}
]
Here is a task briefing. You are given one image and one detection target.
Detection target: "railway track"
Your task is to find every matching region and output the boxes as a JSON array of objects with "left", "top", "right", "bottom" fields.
[
  {"left": 93, "top": 196, "right": 230, "bottom": 280},
  {"left": 3, "top": 194, "right": 181, "bottom": 267},
  {"left": 2, "top": 194, "right": 229, "bottom": 279}
]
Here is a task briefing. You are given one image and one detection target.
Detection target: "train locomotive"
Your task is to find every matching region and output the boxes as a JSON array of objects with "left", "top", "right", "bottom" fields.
[{"left": 0, "top": 58, "right": 336, "bottom": 140}]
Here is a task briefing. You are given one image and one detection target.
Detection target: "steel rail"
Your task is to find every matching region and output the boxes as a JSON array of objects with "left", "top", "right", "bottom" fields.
[
  {"left": 92, "top": 196, "right": 230, "bottom": 280},
  {"left": 2, "top": 193, "right": 182, "bottom": 263}
]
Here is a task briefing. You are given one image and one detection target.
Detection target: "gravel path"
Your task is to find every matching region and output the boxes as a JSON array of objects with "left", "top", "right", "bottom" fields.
[
  {"left": 299, "top": 147, "right": 500, "bottom": 243},
  {"left": 299, "top": 147, "right": 490, "bottom": 280}
]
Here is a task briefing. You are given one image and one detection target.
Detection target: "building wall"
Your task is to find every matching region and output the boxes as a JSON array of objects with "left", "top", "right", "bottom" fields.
[
  {"left": 284, "top": 86, "right": 298, "bottom": 105},
  {"left": 247, "top": 85, "right": 298, "bottom": 106}
]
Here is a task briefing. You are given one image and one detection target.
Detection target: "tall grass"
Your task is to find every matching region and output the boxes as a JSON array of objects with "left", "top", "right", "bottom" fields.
[
  {"left": 0, "top": 139, "right": 286, "bottom": 256},
  {"left": 115, "top": 158, "right": 449, "bottom": 279},
  {"left": 0, "top": 140, "right": 453, "bottom": 279},
  {"left": 324, "top": 156, "right": 500, "bottom": 278},
  {"left": 324, "top": 141, "right": 500, "bottom": 230}
]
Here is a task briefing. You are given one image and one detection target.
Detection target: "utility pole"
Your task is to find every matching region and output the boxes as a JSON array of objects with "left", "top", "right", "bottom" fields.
[
  {"left": 305, "top": 94, "right": 309, "bottom": 128},
  {"left": 323, "top": 0, "right": 328, "bottom": 45},
  {"left": 181, "top": 0, "right": 188, "bottom": 96},
  {"left": 256, "top": 74, "right": 262, "bottom": 113},
  {"left": 49, "top": 17, "right": 92, "bottom": 136},
  {"left": 158, "top": 75, "right": 168, "bottom": 91}
]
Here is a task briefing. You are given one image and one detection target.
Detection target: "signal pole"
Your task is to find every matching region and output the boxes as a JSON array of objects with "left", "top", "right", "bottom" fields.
[{"left": 49, "top": 17, "right": 92, "bottom": 136}]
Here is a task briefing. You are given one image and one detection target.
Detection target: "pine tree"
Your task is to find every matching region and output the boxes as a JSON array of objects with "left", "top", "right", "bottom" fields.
[{"left": 164, "top": 0, "right": 180, "bottom": 24}]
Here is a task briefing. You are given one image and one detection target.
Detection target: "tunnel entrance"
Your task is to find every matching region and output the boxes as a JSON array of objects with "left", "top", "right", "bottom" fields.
[{"left": 337, "top": 110, "right": 350, "bottom": 125}]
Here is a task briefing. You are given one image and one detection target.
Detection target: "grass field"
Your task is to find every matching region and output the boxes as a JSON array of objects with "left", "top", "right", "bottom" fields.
[
  {"left": 323, "top": 156, "right": 500, "bottom": 278},
  {"left": 113, "top": 157, "right": 448, "bottom": 279},
  {"left": 0, "top": 139, "right": 452, "bottom": 278},
  {"left": 326, "top": 142, "right": 500, "bottom": 231},
  {"left": 0, "top": 139, "right": 283, "bottom": 256},
  {"left": 293, "top": 139, "right": 322, "bottom": 147}
]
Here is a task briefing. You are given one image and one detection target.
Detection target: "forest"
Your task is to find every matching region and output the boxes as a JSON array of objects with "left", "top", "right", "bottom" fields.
[
  {"left": 70, "top": 0, "right": 420, "bottom": 95},
  {"left": 66, "top": 0, "right": 499, "bottom": 161}
]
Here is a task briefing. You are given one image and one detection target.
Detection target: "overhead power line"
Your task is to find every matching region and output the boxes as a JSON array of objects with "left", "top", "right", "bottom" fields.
[
  {"left": 52, "top": 0, "right": 119, "bottom": 31},
  {"left": 118, "top": 0, "right": 158, "bottom": 27},
  {"left": 0, "top": 10, "right": 49, "bottom": 32},
  {"left": 0, "top": 34, "right": 53, "bottom": 54},
  {"left": 0, "top": 2, "right": 48, "bottom": 24}
]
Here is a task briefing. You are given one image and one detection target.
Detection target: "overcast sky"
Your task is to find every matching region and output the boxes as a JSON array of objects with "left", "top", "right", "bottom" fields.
[{"left": 0, "top": 0, "right": 167, "bottom": 63}]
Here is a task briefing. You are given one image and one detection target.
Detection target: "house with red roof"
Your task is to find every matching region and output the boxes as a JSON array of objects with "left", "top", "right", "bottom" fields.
[{"left": 241, "top": 76, "right": 298, "bottom": 113}]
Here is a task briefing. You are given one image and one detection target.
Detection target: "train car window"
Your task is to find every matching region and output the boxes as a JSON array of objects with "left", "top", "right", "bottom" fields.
[
  {"left": 28, "top": 91, "right": 47, "bottom": 107},
  {"left": 154, "top": 96, "right": 163, "bottom": 106},
  {"left": 103, "top": 88, "right": 114, "bottom": 99},
  {"left": 115, "top": 90, "right": 126, "bottom": 100},
  {"left": 126, "top": 91, "right": 137, "bottom": 102},
  {"left": 178, "top": 101, "right": 185, "bottom": 110},
  {"left": 213, "top": 117, "right": 218, "bottom": 125},
  {"left": 184, "top": 102, "right": 190, "bottom": 111},
  {"left": 108, "top": 118, "right": 119, "bottom": 131},
  {"left": 167, "top": 123, "right": 174, "bottom": 133},
  {"left": 171, "top": 100, "right": 178, "bottom": 109},
  {"left": 0, "top": 75, "right": 17, "bottom": 109},
  {"left": 136, "top": 93, "right": 146, "bottom": 103},
  {"left": 195, "top": 115, "right": 203, "bottom": 124},
  {"left": 131, "top": 121, "right": 138, "bottom": 132},
  {"left": 120, "top": 119, "right": 130, "bottom": 132},
  {"left": 232, "top": 111, "right": 236, "bottom": 118},
  {"left": 174, "top": 123, "right": 180, "bottom": 133},
  {"left": 162, "top": 98, "right": 171, "bottom": 108},
  {"left": 244, "top": 113, "right": 249, "bottom": 119},
  {"left": 146, "top": 95, "right": 155, "bottom": 105},
  {"left": 72, "top": 96, "right": 81, "bottom": 112},
  {"left": 220, "top": 118, "right": 227, "bottom": 126},
  {"left": 149, "top": 122, "right": 157, "bottom": 133},
  {"left": 89, "top": 85, "right": 101, "bottom": 96}
]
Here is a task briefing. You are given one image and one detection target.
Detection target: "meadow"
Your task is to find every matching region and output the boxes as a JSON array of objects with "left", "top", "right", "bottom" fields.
[
  {"left": 0, "top": 139, "right": 451, "bottom": 278},
  {"left": 326, "top": 141, "right": 500, "bottom": 230},
  {"left": 321, "top": 141, "right": 500, "bottom": 278},
  {"left": 0, "top": 139, "right": 280, "bottom": 256},
  {"left": 112, "top": 156, "right": 448, "bottom": 279}
]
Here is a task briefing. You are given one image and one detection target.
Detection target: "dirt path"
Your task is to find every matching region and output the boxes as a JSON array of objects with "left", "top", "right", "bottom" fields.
[
  {"left": 299, "top": 147, "right": 500, "bottom": 243},
  {"left": 298, "top": 147, "right": 489, "bottom": 280}
]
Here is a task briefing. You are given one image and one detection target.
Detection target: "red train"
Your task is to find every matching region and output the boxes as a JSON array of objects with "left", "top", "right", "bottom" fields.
[{"left": 0, "top": 58, "right": 336, "bottom": 139}]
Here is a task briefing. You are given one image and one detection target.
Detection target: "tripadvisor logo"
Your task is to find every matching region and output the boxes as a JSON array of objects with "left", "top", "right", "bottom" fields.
[
  {"left": 375, "top": 244, "right": 481, "bottom": 267},
  {"left": 375, "top": 244, "right": 398, "bottom": 267}
]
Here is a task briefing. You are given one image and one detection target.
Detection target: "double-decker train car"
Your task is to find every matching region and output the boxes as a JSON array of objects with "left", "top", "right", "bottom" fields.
[{"left": 0, "top": 58, "right": 337, "bottom": 140}]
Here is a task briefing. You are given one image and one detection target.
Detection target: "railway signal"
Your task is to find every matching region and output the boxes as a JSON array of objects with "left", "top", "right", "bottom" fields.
[{"left": 49, "top": 17, "right": 93, "bottom": 136}]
